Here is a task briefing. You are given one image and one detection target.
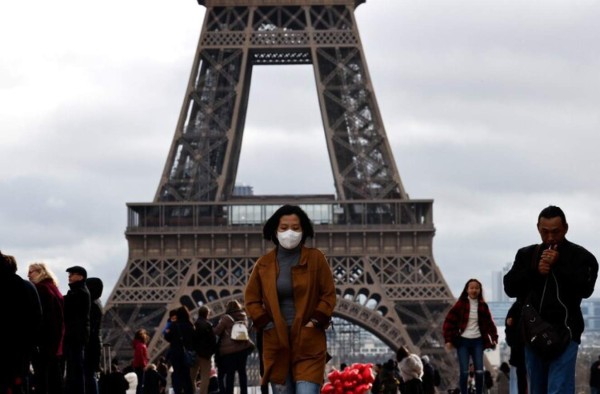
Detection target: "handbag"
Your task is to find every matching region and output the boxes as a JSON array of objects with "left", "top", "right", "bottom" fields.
[{"left": 520, "top": 262, "right": 571, "bottom": 359}]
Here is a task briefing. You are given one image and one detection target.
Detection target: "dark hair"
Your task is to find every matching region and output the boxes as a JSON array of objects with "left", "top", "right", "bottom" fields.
[
  {"left": 538, "top": 205, "right": 567, "bottom": 226},
  {"left": 0, "top": 251, "right": 17, "bottom": 274},
  {"left": 262, "top": 205, "right": 314, "bottom": 246},
  {"left": 198, "top": 305, "right": 210, "bottom": 319},
  {"left": 176, "top": 305, "right": 191, "bottom": 323},
  {"left": 459, "top": 278, "right": 485, "bottom": 302}
]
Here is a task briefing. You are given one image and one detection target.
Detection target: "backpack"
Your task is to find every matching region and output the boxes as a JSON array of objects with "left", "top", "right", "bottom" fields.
[{"left": 231, "top": 321, "right": 249, "bottom": 341}]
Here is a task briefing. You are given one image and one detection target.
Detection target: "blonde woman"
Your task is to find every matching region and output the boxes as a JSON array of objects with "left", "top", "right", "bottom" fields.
[{"left": 28, "top": 262, "right": 65, "bottom": 394}]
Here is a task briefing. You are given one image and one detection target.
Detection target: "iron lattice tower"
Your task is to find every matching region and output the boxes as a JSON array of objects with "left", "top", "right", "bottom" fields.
[{"left": 102, "top": 0, "right": 458, "bottom": 385}]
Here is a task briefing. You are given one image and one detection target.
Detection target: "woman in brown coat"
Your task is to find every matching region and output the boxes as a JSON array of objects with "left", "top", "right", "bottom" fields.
[
  {"left": 245, "top": 205, "right": 336, "bottom": 394},
  {"left": 213, "top": 300, "right": 254, "bottom": 394}
]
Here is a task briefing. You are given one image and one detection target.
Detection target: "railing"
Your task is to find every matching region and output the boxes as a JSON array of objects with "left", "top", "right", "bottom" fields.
[{"left": 126, "top": 198, "right": 433, "bottom": 230}]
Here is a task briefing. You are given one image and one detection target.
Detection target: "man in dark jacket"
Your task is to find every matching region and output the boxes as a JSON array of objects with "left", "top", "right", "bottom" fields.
[
  {"left": 421, "top": 355, "right": 440, "bottom": 394},
  {"left": 192, "top": 305, "right": 217, "bottom": 394},
  {"left": 0, "top": 252, "right": 42, "bottom": 394},
  {"left": 85, "top": 277, "right": 104, "bottom": 394},
  {"left": 504, "top": 206, "right": 598, "bottom": 394},
  {"left": 64, "top": 265, "right": 91, "bottom": 394}
]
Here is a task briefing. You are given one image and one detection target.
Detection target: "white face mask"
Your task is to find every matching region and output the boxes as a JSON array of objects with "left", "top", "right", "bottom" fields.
[{"left": 277, "top": 229, "right": 303, "bottom": 250}]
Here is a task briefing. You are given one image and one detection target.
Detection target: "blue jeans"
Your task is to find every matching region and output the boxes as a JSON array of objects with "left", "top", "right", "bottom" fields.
[
  {"left": 525, "top": 340, "right": 578, "bottom": 394},
  {"left": 456, "top": 337, "right": 484, "bottom": 394},
  {"left": 271, "top": 373, "right": 321, "bottom": 394}
]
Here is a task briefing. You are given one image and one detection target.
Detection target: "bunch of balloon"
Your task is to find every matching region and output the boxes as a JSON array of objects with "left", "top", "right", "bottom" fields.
[{"left": 321, "top": 363, "right": 375, "bottom": 394}]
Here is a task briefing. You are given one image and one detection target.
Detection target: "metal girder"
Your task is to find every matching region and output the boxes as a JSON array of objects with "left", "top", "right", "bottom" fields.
[{"left": 154, "top": 3, "right": 406, "bottom": 203}]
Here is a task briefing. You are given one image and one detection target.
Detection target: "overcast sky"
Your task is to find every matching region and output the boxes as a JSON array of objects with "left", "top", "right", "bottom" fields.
[{"left": 1, "top": 0, "right": 599, "bottom": 304}]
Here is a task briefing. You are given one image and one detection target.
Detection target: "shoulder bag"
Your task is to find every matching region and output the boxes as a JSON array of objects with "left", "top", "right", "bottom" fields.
[{"left": 520, "top": 245, "right": 571, "bottom": 359}]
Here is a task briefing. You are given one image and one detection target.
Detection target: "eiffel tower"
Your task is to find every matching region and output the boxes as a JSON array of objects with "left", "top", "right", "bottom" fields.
[{"left": 102, "top": 0, "right": 458, "bottom": 385}]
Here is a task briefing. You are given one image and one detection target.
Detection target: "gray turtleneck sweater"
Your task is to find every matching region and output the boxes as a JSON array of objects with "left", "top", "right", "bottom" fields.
[{"left": 276, "top": 245, "right": 301, "bottom": 326}]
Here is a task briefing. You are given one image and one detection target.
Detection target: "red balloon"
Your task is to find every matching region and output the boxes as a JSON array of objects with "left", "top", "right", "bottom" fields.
[{"left": 321, "top": 383, "right": 334, "bottom": 394}]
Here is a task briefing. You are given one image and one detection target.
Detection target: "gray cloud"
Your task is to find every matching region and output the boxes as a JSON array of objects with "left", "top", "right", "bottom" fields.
[{"left": 1, "top": 0, "right": 599, "bottom": 301}]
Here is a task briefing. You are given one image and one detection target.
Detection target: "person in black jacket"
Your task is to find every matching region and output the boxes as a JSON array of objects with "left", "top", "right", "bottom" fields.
[
  {"left": 191, "top": 305, "right": 217, "bottom": 394},
  {"left": 143, "top": 363, "right": 166, "bottom": 394},
  {"left": 0, "top": 252, "right": 42, "bottom": 394},
  {"left": 85, "top": 277, "right": 104, "bottom": 394},
  {"left": 504, "top": 206, "right": 598, "bottom": 394},
  {"left": 164, "top": 306, "right": 195, "bottom": 394},
  {"left": 64, "top": 265, "right": 91, "bottom": 394},
  {"left": 421, "top": 356, "right": 440, "bottom": 394},
  {"left": 99, "top": 364, "right": 129, "bottom": 394}
]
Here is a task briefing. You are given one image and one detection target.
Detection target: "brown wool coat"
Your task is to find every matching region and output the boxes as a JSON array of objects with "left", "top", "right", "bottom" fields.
[{"left": 244, "top": 246, "right": 336, "bottom": 386}]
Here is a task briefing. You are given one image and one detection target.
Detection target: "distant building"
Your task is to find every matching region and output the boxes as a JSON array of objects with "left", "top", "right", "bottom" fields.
[
  {"left": 491, "top": 263, "right": 511, "bottom": 302},
  {"left": 233, "top": 184, "right": 254, "bottom": 196}
]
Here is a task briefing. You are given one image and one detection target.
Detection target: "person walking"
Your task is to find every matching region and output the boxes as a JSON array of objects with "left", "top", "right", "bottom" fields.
[
  {"left": 164, "top": 306, "right": 195, "bottom": 394},
  {"left": 64, "top": 265, "right": 91, "bottom": 394},
  {"left": 245, "top": 204, "right": 336, "bottom": 394},
  {"left": 443, "top": 278, "right": 498, "bottom": 394},
  {"left": 28, "top": 262, "right": 65, "bottom": 394},
  {"left": 191, "top": 305, "right": 217, "bottom": 394},
  {"left": 213, "top": 300, "right": 254, "bottom": 394},
  {"left": 504, "top": 206, "right": 598, "bottom": 394},
  {"left": 132, "top": 328, "right": 150, "bottom": 394}
]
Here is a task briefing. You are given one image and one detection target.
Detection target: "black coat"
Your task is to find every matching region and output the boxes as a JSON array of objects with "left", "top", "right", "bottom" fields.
[
  {"left": 193, "top": 316, "right": 217, "bottom": 358},
  {"left": 86, "top": 277, "right": 104, "bottom": 371},
  {"left": 164, "top": 320, "right": 195, "bottom": 363},
  {"left": 0, "top": 272, "right": 42, "bottom": 388},
  {"left": 504, "top": 240, "right": 598, "bottom": 342},
  {"left": 99, "top": 371, "right": 129, "bottom": 394},
  {"left": 64, "top": 279, "right": 91, "bottom": 346},
  {"left": 143, "top": 369, "right": 166, "bottom": 394}
]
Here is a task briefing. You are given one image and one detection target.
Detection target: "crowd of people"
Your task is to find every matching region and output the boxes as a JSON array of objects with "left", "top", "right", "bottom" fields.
[
  {"left": 0, "top": 251, "right": 105, "bottom": 394},
  {"left": 2, "top": 204, "right": 597, "bottom": 394}
]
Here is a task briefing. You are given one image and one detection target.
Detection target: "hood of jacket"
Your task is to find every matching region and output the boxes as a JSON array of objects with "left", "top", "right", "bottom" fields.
[{"left": 86, "top": 277, "right": 104, "bottom": 300}]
